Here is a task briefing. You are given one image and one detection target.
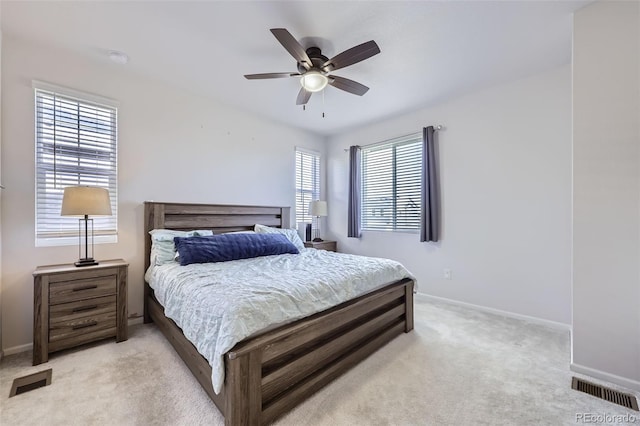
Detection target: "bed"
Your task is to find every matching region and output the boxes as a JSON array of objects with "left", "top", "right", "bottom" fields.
[{"left": 143, "top": 202, "right": 415, "bottom": 425}]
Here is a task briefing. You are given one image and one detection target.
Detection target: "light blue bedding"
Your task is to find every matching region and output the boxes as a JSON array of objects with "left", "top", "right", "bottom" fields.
[{"left": 146, "top": 248, "right": 414, "bottom": 394}]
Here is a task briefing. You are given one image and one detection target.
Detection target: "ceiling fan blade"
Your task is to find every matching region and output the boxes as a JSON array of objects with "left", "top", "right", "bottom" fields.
[
  {"left": 328, "top": 75, "right": 370, "bottom": 96},
  {"left": 244, "top": 72, "right": 300, "bottom": 80},
  {"left": 296, "top": 87, "right": 312, "bottom": 105},
  {"left": 270, "top": 28, "right": 312, "bottom": 70},
  {"left": 322, "top": 40, "right": 380, "bottom": 72}
]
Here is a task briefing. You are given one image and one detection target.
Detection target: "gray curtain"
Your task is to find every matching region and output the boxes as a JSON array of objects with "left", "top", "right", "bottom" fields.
[
  {"left": 347, "top": 145, "right": 361, "bottom": 238},
  {"left": 420, "top": 126, "right": 439, "bottom": 242}
]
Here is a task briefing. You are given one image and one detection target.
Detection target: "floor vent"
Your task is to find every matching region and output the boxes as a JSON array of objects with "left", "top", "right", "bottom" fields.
[
  {"left": 572, "top": 377, "right": 639, "bottom": 411},
  {"left": 9, "top": 369, "right": 52, "bottom": 397}
]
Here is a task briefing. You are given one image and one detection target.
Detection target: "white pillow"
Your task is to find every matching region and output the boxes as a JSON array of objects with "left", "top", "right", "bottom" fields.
[
  {"left": 254, "top": 224, "right": 305, "bottom": 252},
  {"left": 149, "top": 229, "right": 213, "bottom": 265}
]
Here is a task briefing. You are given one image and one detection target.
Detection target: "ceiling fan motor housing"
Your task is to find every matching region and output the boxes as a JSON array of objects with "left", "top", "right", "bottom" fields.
[{"left": 297, "top": 47, "right": 330, "bottom": 73}]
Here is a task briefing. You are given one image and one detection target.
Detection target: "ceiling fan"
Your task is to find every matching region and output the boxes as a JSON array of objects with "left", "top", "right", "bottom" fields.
[{"left": 244, "top": 28, "right": 380, "bottom": 106}]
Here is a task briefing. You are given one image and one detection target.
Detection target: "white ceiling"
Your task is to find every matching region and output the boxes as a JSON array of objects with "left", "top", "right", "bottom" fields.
[{"left": 1, "top": 1, "right": 586, "bottom": 136}]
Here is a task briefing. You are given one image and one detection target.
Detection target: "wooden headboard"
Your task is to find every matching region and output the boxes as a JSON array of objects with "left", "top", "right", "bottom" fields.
[{"left": 143, "top": 201, "right": 291, "bottom": 272}]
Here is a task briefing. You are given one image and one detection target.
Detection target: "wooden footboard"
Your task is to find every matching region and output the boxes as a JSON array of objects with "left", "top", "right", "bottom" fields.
[
  {"left": 228, "top": 277, "right": 414, "bottom": 424},
  {"left": 146, "top": 278, "right": 413, "bottom": 425}
]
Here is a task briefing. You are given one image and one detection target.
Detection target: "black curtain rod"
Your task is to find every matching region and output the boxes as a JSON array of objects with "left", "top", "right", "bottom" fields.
[{"left": 343, "top": 125, "right": 443, "bottom": 152}]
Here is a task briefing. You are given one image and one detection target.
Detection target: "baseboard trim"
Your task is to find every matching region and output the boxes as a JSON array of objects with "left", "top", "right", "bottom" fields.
[
  {"left": 571, "top": 363, "right": 640, "bottom": 393},
  {"left": 3, "top": 343, "right": 32, "bottom": 356},
  {"left": 416, "top": 293, "right": 572, "bottom": 332},
  {"left": 128, "top": 317, "right": 143, "bottom": 326}
]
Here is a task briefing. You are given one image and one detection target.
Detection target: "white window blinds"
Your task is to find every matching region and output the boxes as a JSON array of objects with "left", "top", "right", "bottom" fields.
[
  {"left": 35, "top": 85, "right": 118, "bottom": 245},
  {"left": 295, "top": 148, "right": 320, "bottom": 229},
  {"left": 361, "top": 133, "right": 422, "bottom": 231}
]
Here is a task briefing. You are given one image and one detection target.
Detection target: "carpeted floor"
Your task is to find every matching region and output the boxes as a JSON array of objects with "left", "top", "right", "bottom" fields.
[{"left": 1, "top": 297, "right": 638, "bottom": 425}]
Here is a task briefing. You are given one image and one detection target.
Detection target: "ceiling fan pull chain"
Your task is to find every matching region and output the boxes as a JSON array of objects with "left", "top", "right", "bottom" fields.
[
  {"left": 303, "top": 105, "right": 306, "bottom": 111},
  {"left": 322, "top": 90, "right": 325, "bottom": 118}
]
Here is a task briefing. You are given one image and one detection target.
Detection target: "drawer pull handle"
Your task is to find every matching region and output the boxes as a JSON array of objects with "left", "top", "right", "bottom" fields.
[
  {"left": 72, "top": 305, "right": 98, "bottom": 313},
  {"left": 72, "top": 321, "right": 98, "bottom": 330},
  {"left": 72, "top": 284, "right": 98, "bottom": 292}
]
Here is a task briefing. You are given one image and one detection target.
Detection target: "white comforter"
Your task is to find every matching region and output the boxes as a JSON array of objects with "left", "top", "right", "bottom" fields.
[{"left": 146, "top": 248, "right": 414, "bottom": 394}]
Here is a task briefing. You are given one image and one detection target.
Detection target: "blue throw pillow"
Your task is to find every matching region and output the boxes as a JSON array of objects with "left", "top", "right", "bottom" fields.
[{"left": 174, "top": 233, "right": 299, "bottom": 266}]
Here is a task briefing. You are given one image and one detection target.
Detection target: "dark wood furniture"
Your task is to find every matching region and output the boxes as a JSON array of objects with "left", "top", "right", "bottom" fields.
[
  {"left": 143, "top": 202, "right": 414, "bottom": 426},
  {"left": 303, "top": 240, "right": 337, "bottom": 252},
  {"left": 33, "top": 259, "right": 128, "bottom": 365}
]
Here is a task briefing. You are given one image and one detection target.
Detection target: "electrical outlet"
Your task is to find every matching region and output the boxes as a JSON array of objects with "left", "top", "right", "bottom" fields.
[{"left": 444, "top": 269, "right": 452, "bottom": 280}]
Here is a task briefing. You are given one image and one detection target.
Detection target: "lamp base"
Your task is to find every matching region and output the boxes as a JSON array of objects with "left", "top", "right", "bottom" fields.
[
  {"left": 312, "top": 237, "right": 324, "bottom": 242},
  {"left": 74, "top": 258, "right": 99, "bottom": 267}
]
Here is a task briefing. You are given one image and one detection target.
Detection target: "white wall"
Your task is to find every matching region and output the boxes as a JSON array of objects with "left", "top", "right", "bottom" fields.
[
  {"left": 0, "top": 36, "right": 326, "bottom": 352},
  {"left": 326, "top": 66, "right": 572, "bottom": 325},
  {"left": 572, "top": 0, "right": 640, "bottom": 389}
]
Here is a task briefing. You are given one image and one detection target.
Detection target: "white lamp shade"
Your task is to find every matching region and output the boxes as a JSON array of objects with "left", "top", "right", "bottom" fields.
[
  {"left": 61, "top": 186, "right": 112, "bottom": 216},
  {"left": 308, "top": 200, "right": 328, "bottom": 217}
]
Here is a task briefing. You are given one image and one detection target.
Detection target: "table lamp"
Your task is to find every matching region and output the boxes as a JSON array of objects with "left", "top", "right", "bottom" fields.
[
  {"left": 61, "top": 186, "right": 112, "bottom": 267},
  {"left": 308, "top": 200, "right": 327, "bottom": 242}
]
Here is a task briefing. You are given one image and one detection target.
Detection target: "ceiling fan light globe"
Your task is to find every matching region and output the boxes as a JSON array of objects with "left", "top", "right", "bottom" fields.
[{"left": 300, "top": 71, "right": 328, "bottom": 92}]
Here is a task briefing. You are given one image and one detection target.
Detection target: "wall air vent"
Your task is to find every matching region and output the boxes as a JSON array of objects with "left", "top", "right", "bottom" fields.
[{"left": 572, "top": 377, "right": 638, "bottom": 411}]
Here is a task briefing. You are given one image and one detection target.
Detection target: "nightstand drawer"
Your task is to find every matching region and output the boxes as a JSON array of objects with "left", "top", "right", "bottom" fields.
[
  {"left": 49, "top": 295, "right": 116, "bottom": 324},
  {"left": 49, "top": 310, "right": 117, "bottom": 345},
  {"left": 49, "top": 276, "right": 117, "bottom": 305},
  {"left": 49, "top": 326, "right": 118, "bottom": 353}
]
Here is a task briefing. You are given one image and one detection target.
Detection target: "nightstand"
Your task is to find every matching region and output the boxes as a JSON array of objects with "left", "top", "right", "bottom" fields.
[
  {"left": 33, "top": 259, "right": 128, "bottom": 365},
  {"left": 303, "top": 240, "right": 337, "bottom": 252}
]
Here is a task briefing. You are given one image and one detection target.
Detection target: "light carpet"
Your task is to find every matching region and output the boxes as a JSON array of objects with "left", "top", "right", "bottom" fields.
[{"left": 1, "top": 297, "right": 638, "bottom": 425}]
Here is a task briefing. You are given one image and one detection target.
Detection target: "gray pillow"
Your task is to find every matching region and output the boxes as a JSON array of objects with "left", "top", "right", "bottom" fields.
[{"left": 254, "top": 224, "right": 305, "bottom": 251}]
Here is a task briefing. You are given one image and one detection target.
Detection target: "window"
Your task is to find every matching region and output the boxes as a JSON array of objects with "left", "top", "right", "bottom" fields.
[
  {"left": 295, "top": 148, "right": 320, "bottom": 230},
  {"left": 35, "top": 83, "right": 118, "bottom": 246},
  {"left": 361, "top": 133, "right": 421, "bottom": 231}
]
